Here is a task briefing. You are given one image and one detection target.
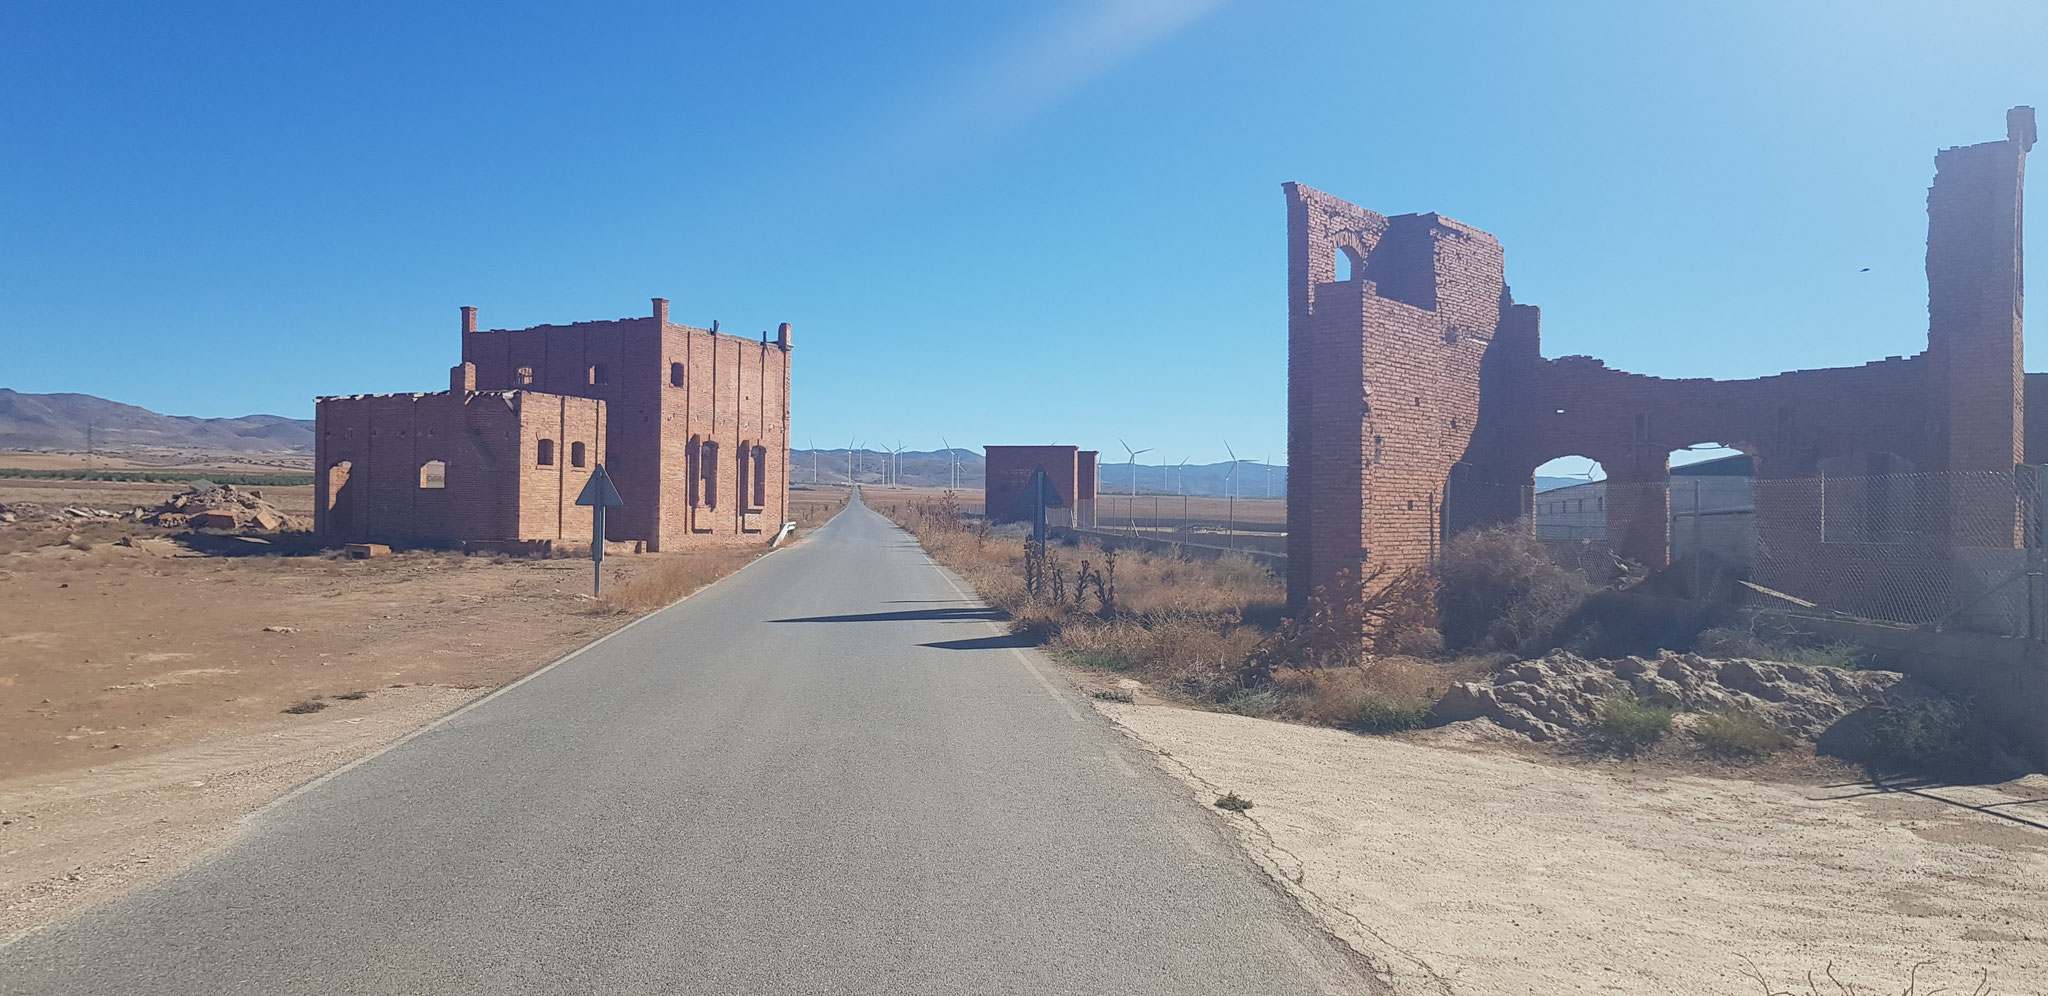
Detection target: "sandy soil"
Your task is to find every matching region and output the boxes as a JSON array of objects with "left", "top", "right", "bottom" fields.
[
  {"left": 1097, "top": 702, "right": 2048, "bottom": 996},
  {"left": 0, "top": 496, "right": 764, "bottom": 938}
]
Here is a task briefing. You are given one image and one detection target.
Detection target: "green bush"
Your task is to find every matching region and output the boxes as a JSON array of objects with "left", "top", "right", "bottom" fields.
[
  {"left": 1594, "top": 692, "right": 1675, "bottom": 746},
  {"left": 1090, "top": 688, "right": 1135, "bottom": 703},
  {"left": 1214, "top": 792, "right": 1253, "bottom": 812},
  {"left": 1350, "top": 691, "right": 1434, "bottom": 734},
  {"left": 1221, "top": 689, "right": 1279, "bottom": 718},
  {"left": 1062, "top": 648, "right": 1140, "bottom": 672},
  {"left": 1693, "top": 708, "right": 1792, "bottom": 757},
  {"left": 1871, "top": 696, "right": 1971, "bottom": 769}
]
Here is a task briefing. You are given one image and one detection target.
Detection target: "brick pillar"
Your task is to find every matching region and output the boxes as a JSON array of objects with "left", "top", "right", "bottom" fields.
[
  {"left": 1928, "top": 107, "right": 2031, "bottom": 547},
  {"left": 653, "top": 298, "right": 669, "bottom": 325}
]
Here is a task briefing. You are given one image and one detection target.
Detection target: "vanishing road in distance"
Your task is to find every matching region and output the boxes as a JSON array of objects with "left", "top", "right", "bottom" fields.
[{"left": 3, "top": 492, "right": 1367, "bottom": 995}]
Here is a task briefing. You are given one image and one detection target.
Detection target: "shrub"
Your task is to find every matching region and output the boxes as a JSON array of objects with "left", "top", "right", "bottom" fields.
[
  {"left": 1090, "top": 688, "right": 1134, "bottom": 703},
  {"left": 1693, "top": 708, "right": 1792, "bottom": 758},
  {"left": 282, "top": 699, "right": 328, "bottom": 714},
  {"left": 1593, "top": 692, "right": 1674, "bottom": 747},
  {"left": 1436, "top": 525, "right": 1590, "bottom": 652},
  {"left": 1871, "top": 696, "right": 1971, "bottom": 769},
  {"left": 1063, "top": 648, "right": 1141, "bottom": 672},
  {"left": 1221, "top": 689, "right": 1280, "bottom": 718},
  {"left": 1349, "top": 691, "right": 1433, "bottom": 734},
  {"left": 1214, "top": 792, "right": 1253, "bottom": 812}
]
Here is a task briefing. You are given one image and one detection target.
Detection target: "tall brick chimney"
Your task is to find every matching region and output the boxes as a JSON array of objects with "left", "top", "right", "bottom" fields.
[
  {"left": 460, "top": 306, "right": 477, "bottom": 336},
  {"left": 652, "top": 298, "right": 669, "bottom": 325},
  {"left": 776, "top": 322, "right": 793, "bottom": 350}
]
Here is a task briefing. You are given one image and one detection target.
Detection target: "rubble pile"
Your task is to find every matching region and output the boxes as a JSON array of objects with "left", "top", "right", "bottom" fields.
[
  {"left": 140, "top": 483, "right": 306, "bottom": 532},
  {"left": 1432, "top": 650, "right": 1930, "bottom": 742}
]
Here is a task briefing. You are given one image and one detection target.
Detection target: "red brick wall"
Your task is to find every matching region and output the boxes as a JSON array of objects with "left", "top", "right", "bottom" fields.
[
  {"left": 314, "top": 391, "right": 598, "bottom": 546},
  {"left": 1283, "top": 107, "right": 2033, "bottom": 619},
  {"left": 984, "top": 445, "right": 1082, "bottom": 525}
]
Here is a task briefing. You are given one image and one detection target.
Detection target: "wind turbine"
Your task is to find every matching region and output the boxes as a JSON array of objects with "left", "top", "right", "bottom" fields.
[
  {"left": 1224, "top": 441, "right": 1242, "bottom": 549},
  {"left": 1264, "top": 452, "right": 1273, "bottom": 497},
  {"left": 1120, "top": 438, "right": 1153, "bottom": 532},
  {"left": 809, "top": 437, "right": 818, "bottom": 484},
  {"left": 1176, "top": 457, "right": 1190, "bottom": 533},
  {"left": 890, "top": 441, "right": 906, "bottom": 487},
  {"left": 941, "top": 437, "right": 959, "bottom": 490}
]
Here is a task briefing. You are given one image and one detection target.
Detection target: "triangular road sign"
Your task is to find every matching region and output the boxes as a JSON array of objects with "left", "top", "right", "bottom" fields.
[{"left": 575, "top": 464, "right": 625, "bottom": 507}]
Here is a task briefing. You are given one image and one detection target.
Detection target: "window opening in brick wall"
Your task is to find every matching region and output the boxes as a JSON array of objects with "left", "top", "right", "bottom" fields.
[
  {"left": 670, "top": 362, "right": 685, "bottom": 388},
  {"left": 737, "top": 443, "right": 753, "bottom": 509},
  {"left": 418, "top": 460, "right": 446, "bottom": 489},
  {"left": 701, "top": 440, "right": 719, "bottom": 509},
  {"left": 588, "top": 363, "right": 608, "bottom": 386},
  {"left": 687, "top": 436, "right": 702, "bottom": 506},
  {"left": 517, "top": 366, "right": 534, "bottom": 386},
  {"left": 752, "top": 445, "right": 767, "bottom": 507},
  {"left": 537, "top": 439, "right": 555, "bottom": 466},
  {"left": 570, "top": 442, "right": 586, "bottom": 468}
]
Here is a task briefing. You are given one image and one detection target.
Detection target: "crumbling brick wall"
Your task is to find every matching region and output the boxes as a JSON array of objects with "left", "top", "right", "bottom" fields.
[
  {"left": 1286, "top": 107, "right": 2034, "bottom": 619},
  {"left": 314, "top": 391, "right": 604, "bottom": 547},
  {"left": 317, "top": 298, "right": 791, "bottom": 550}
]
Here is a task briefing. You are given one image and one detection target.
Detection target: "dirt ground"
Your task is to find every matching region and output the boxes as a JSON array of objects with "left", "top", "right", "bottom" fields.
[
  {"left": 1095, "top": 700, "right": 2047, "bottom": 996},
  {"left": 0, "top": 478, "right": 770, "bottom": 938}
]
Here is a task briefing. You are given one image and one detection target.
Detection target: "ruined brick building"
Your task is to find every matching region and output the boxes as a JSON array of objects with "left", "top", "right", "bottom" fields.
[
  {"left": 1287, "top": 107, "right": 2036, "bottom": 616},
  {"left": 316, "top": 299, "right": 792, "bottom": 551},
  {"left": 984, "top": 445, "right": 1100, "bottom": 528}
]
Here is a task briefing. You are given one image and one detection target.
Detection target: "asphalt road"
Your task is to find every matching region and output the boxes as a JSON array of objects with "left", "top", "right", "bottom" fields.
[{"left": 2, "top": 492, "right": 1369, "bottom": 995}]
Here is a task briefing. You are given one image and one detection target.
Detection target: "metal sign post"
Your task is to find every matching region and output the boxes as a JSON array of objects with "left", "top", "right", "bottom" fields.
[{"left": 575, "top": 464, "right": 625, "bottom": 598}]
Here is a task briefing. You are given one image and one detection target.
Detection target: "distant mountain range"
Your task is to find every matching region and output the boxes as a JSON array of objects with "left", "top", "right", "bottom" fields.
[
  {"left": 793, "top": 448, "right": 1286, "bottom": 499},
  {"left": 0, "top": 390, "right": 315, "bottom": 453}
]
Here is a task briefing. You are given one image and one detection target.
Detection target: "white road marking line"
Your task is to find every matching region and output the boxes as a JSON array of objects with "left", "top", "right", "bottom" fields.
[
  {"left": 245, "top": 545, "right": 793, "bottom": 823},
  {"left": 924, "top": 551, "right": 1084, "bottom": 722}
]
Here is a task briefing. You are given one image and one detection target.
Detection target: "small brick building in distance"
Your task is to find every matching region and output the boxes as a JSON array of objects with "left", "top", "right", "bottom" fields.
[
  {"left": 984, "top": 446, "right": 1099, "bottom": 528},
  {"left": 1287, "top": 107, "right": 2036, "bottom": 617},
  {"left": 315, "top": 298, "right": 792, "bottom": 551}
]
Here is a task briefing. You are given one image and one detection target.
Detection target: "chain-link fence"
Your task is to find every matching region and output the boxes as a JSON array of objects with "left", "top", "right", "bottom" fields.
[
  {"left": 1745, "top": 469, "right": 2039, "bottom": 635},
  {"left": 1523, "top": 468, "right": 2044, "bottom": 637}
]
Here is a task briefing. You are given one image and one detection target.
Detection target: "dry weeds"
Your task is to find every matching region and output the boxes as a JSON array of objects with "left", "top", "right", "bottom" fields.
[{"left": 596, "top": 547, "right": 761, "bottom": 614}]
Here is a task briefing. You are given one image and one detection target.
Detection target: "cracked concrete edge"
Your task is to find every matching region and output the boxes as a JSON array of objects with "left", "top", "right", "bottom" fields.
[{"left": 1090, "top": 703, "right": 1455, "bottom": 996}]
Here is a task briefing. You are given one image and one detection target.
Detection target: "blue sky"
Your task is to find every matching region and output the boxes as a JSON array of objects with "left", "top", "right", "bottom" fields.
[{"left": 2, "top": 1, "right": 2043, "bottom": 472}]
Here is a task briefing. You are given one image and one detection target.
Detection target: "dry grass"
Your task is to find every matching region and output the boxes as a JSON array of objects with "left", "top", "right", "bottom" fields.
[
  {"left": 879, "top": 496, "right": 1480, "bottom": 724},
  {"left": 788, "top": 489, "right": 850, "bottom": 529},
  {"left": 596, "top": 547, "right": 762, "bottom": 614}
]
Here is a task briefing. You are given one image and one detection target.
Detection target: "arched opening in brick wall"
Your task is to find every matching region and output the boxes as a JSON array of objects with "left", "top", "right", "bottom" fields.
[
  {"left": 516, "top": 366, "right": 534, "bottom": 386},
  {"left": 570, "top": 442, "right": 586, "bottom": 468},
  {"left": 588, "top": 363, "right": 608, "bottom": 386},
  {"left": 670, "top": 362, "right": 685, "bottom": 388},
  {"left": 418, "top": 460, "right": 446, "bottom": 489},
  {"left": 1333, "top": 244, "right": 1361, "bottom": 282},
  {"left": 537, "top": 439, "right": 555, "bottom": 466}
]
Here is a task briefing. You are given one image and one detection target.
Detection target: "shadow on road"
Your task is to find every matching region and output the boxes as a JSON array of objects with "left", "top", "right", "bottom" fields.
[
  {"left": 769, "top": 607, "right": 1002, "bottom": 624},
  {"left": 920, "top": 634, "right": 1035, "bottom": 651}
]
